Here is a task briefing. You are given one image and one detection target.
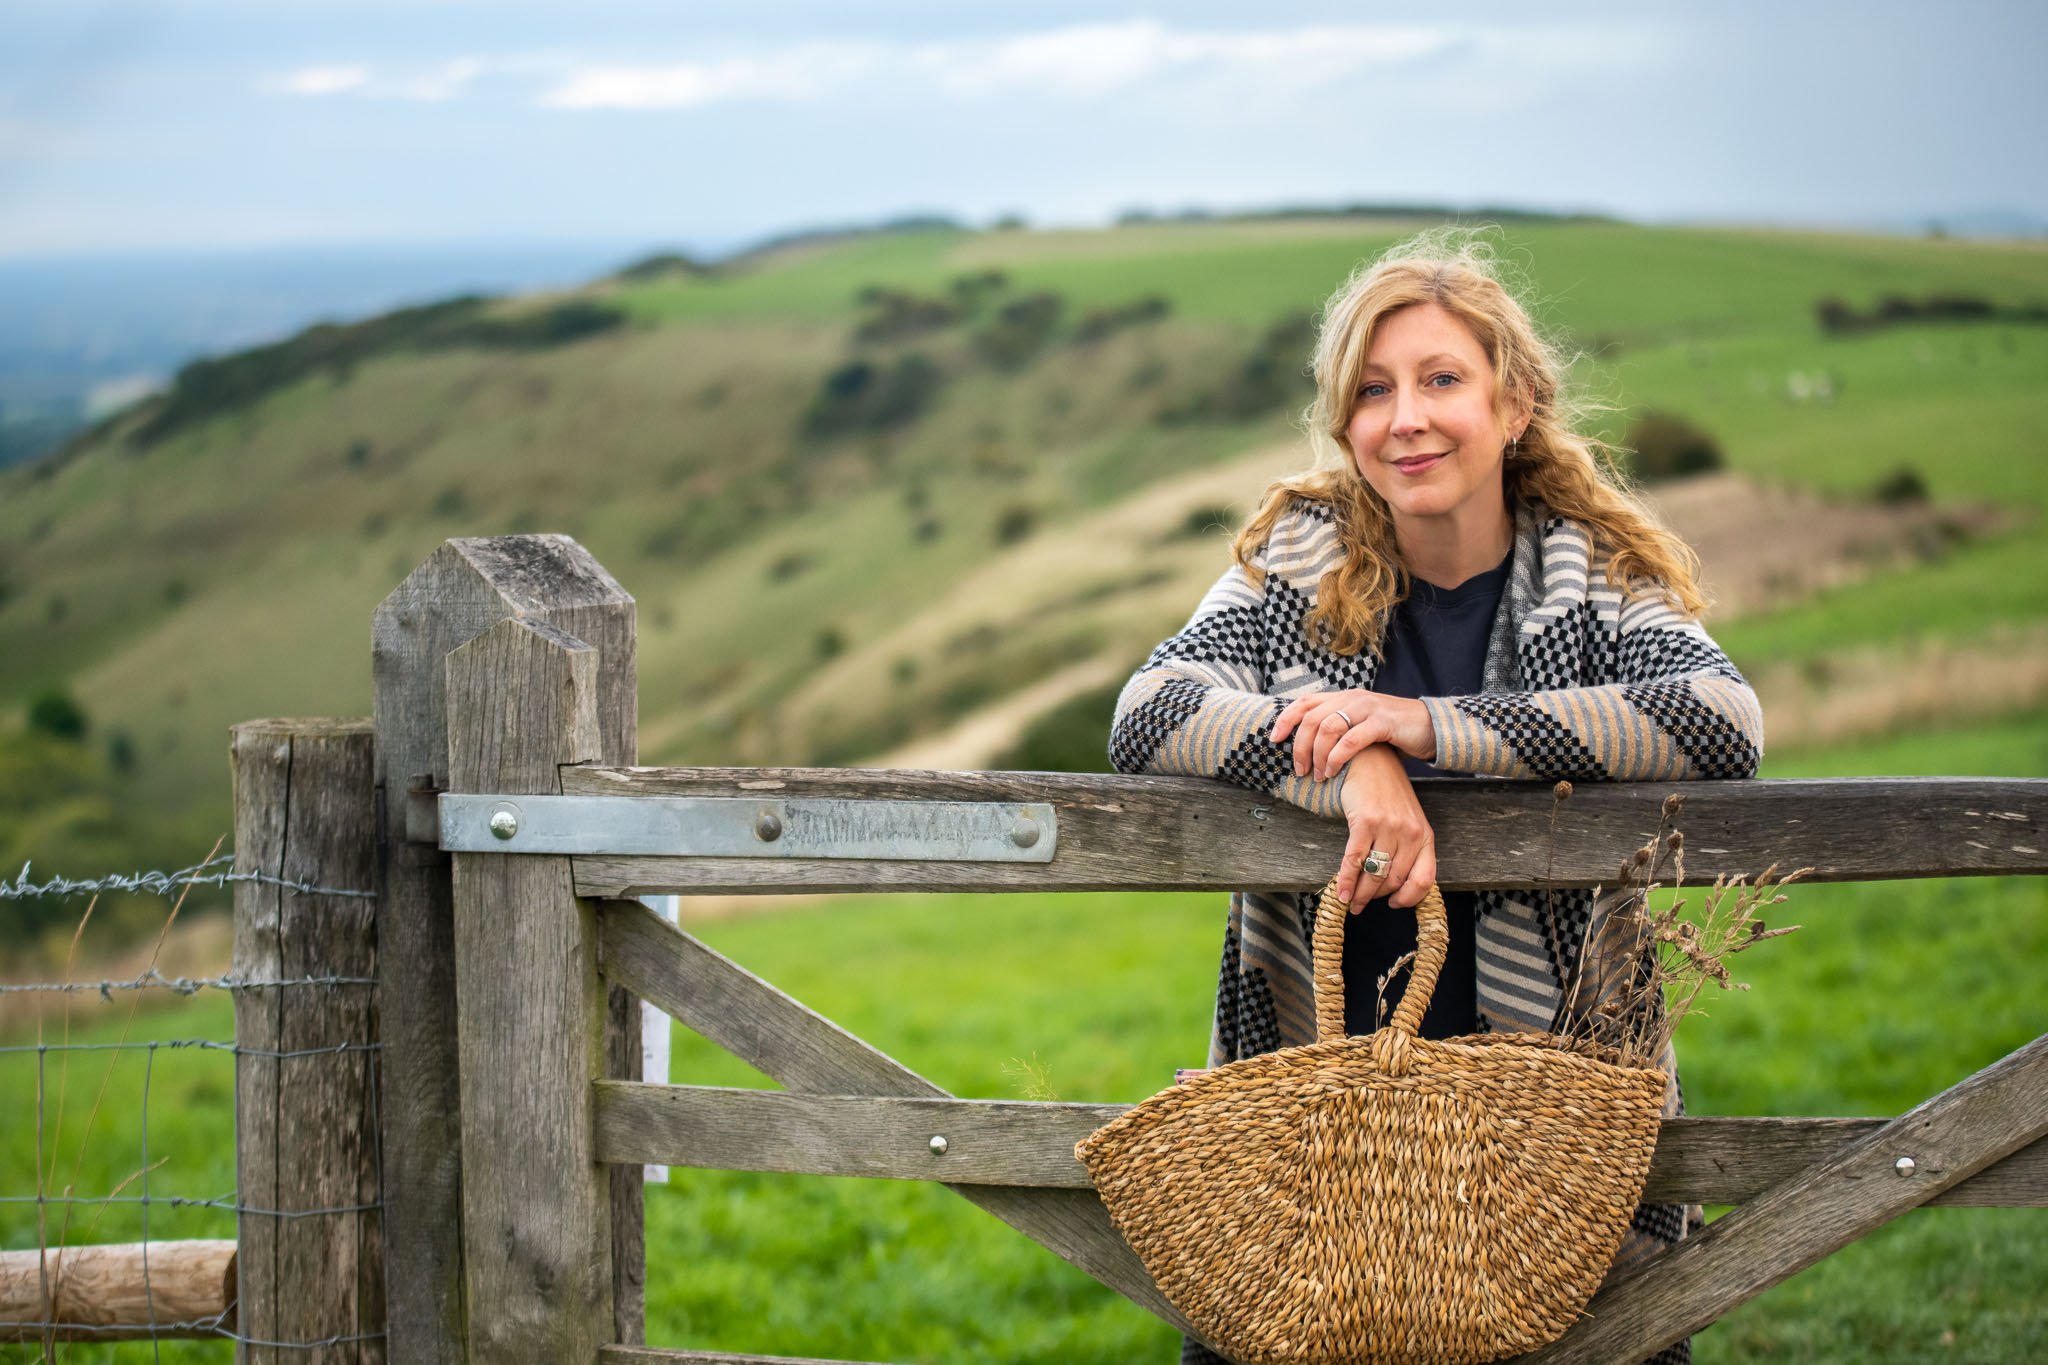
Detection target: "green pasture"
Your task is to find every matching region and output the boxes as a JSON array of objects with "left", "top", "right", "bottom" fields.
[{"left": 7, "top": 709, "right": 2039, "bottom": 1364}]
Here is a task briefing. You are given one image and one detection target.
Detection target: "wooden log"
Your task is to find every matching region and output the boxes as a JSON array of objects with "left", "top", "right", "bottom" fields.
[
  {"left": 371, "top": 535, "right": 641, "bottom": 1362},
  {"left": 0, "top": 1240, "right": 235, "bottom": 1343},
  {"left": 597, "top": 899, "right": 1202, "bottom": 1341},
  {"left": 590, "top": 1084, "right": 2048, "bottom": 1209},
  {"left": 1523, "top": 1032, "right": 2048, "bottom": 1363},
  {"left": 231, "top": 717, "right": 382, "bottom": 1364},
  {"left": 446, "top": 617, "right": 612, "bottom": 1360},
  {"left": 566, "top": 769, "right": 2048, "bottom": 896}
]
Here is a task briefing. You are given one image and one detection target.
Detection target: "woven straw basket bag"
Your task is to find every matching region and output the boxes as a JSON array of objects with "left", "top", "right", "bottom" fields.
[{"left": 1076, "top": 881, "right": 1667, "bottom": 1365}]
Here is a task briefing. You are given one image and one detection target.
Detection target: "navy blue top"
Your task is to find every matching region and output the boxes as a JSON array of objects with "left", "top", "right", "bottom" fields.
[{"left": 1342, "top": 549, "right": 1511, "bottom": 1040}]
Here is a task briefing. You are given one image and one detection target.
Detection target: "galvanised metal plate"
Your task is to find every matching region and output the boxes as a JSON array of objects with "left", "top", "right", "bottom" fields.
[{"left": 438, "top": 793, "right": 1058, "bottom": 862}]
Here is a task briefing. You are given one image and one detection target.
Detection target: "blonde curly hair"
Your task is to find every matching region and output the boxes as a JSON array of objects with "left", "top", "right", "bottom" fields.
[{"left": 1234, "top": 228, "right": 1707, "bottom": 657}]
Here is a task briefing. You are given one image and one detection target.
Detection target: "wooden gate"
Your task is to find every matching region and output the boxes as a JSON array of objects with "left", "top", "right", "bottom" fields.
[{"left": 361, "top": 535, "right": 2047, "bottom": 1364}]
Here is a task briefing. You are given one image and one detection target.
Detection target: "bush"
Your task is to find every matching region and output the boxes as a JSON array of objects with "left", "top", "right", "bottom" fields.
[
  {"left": 1623, "top": 411, "right": 1724, "bottom": 481},
  {"left": 990, "top": 681, "right": 1124, "bottom": 773},
  {"left": 994, "top": 504, "right": 1037, "bottom": 545},
  {"left": 27, "top": 689, "right": 88, "bottom": 741},
  {"left": 1165, "top": 313, "right": 1315, "bottom": 423},
  {"left": 1072, "top": 296, "right": 1172, "bottom": 344},
  {"left": 802, "top": 354, "right": 946, "bottom": 439},
  {"left": 1872, "top": 465, "right": 1930, "bottom": 506},
  {"left": 853, "top": 288, "right": 961, "bottom": 345},
  {"left": 974, "top": 293, "right": 1065, "bottom": 370},
  {"left": 127, "top": 295, "right": 629, "bottom": 447}
]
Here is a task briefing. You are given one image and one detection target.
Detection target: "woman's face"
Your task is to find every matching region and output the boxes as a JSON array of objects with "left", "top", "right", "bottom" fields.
[{"left": 1344, "top": 302, "right": 1523, "bottom": 537}]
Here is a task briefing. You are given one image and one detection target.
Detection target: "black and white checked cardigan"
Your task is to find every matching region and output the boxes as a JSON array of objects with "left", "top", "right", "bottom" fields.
[{"left": 1111, "top": 499, "right": 1762, "bottom": 1358}]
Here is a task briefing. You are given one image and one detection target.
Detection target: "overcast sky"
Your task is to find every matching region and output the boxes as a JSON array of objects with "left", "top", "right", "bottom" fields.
[{"left": 3, "top": 0, "right": 2044, "bottom": 261}]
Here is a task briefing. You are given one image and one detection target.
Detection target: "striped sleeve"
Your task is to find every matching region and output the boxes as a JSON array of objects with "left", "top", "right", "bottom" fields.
[
  {"left": 1108, "top": 559, "right": 1348, "bottom": 819},
  {"left": 1422, "top": 598, "right": 1764, "bottom": 783}
]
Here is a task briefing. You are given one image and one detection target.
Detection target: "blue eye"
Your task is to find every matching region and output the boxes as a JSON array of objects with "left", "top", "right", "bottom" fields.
[
  {"left": 1428, "top": 372, "right": 1459, "bottom": 388},
  {"left": 1358, "top": 381, "right": 1390, "bottom": 399}
]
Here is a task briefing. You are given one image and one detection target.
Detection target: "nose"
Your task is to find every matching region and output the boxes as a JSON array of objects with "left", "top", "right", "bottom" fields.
[{"left": 1390, "top": 385, "right": 1428, "bottom": 438}]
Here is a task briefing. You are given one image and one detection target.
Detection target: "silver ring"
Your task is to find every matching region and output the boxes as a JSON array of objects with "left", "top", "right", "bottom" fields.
[
  {"left": 1362, "top": 849, "right": 1390, "bottom": 878},
  {"left": 1333, "top": 709, "right": 1354, "bottom": 728}
]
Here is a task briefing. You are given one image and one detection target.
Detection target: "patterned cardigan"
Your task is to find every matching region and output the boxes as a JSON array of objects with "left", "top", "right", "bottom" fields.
[{"left": 1109, "top": 498, "right": 1763, "bottom": 1359}]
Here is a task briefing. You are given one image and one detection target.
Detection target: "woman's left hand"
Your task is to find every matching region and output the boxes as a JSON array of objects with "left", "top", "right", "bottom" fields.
[{"left": 1272, "top": 689, "right": 1437, "bottom": 781}]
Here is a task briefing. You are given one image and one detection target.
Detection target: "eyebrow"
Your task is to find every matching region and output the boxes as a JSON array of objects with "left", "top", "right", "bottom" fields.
[{"left": 1359, "top": 352, "right": 1474, "bottom": 374}]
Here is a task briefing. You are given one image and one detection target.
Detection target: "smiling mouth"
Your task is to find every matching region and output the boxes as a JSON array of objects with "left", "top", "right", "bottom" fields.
[{"left": 1392, "top": 452, "right": 1449, "bottom": 473}]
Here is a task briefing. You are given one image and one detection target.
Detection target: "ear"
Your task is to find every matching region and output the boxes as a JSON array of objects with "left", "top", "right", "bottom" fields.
[{"left": 1503, "top": 382, "right": 1534, "bottom": 440}]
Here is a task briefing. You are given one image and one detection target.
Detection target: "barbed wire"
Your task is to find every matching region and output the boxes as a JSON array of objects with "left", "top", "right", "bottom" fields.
[
  {"left": 0, "top": 969, "right": 376, "bottom": 998},
  {"left": 2, "top": 853, "right": 375, "bottom": 903},
  {"left": 1, "top": 1039, "right": 379, "bottom": 1058},
  {"left": 0, "top": 1192, "right": 381, "bottom": 1217},
  {"left": 0, "top": 1317, "right": 387, "bottom": 1348}
]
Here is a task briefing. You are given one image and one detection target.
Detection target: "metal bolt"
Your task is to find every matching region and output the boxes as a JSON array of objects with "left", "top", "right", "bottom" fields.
[
  {"left": 754, "top": 809, "right": 783, "bottom": 843},
  {"left": 1009, "top": 816, "right": 1040, "bottom": 849},
  {"left": 488, "top": 809, "right": 519, "bottom": 841},
  {"left": 929, "top": 1135, "right": 949, "bottom": 1156},
  {"left": 1895, "top": 1155, "right": 1917, "bottom": 1177}
]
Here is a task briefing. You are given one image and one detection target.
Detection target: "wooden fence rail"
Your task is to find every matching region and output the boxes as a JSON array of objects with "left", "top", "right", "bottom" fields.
[{"left": 209, "top": 533, "right": 2043, "bottom": 1365}]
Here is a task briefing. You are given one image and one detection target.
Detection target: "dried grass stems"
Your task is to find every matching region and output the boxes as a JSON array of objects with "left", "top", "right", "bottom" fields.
[{"left": 1552, "top": 790, "right": 1810, "bottom": 1070}]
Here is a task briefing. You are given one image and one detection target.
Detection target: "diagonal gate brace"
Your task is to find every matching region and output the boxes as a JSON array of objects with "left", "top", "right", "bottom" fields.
[
  {"left": 1517, "top": 1031, "right": 2048, "bottom": 1363},
  {"left": 596, "top": 898, "right": 1208, "bottom": 1345}
]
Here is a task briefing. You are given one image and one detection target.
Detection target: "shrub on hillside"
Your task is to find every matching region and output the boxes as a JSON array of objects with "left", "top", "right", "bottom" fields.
[
  {"left": 991, "top": 681, "right": 1124, "bottom": 774},
  {"left": 128, "top": 295, "right": 629, "bottom": 447},
  {"left": 1072, "top": 296, "right": 1172, "bottom": 344},
  {"left": 853, "top": 288, "right": 962, "bottom": 344},
  {"left": 27, "top": 689, "right": 88, "bottom": 741},
  {"left": 974, "top": 293, "right": 1065, "bottom": 369},
  {"left": 1872, "top": 465, "right": 1931, "bottom": 505},
  {"left": 611, "top": 251, "right": 708, "bottom": 283},
  {"left": 994, "top": 504, "right": 1038, "bottom": 545},
  {"left": 1162, "top": 313, "right": 1315, "bottom": 423},
  {"left": 1623, "top": 411, "right": 1724, "bottom": 481},
  {"left": 802, "top": 354, "right": 947, "bottom": 439}
]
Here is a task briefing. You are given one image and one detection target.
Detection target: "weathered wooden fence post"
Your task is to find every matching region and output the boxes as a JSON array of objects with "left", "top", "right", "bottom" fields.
[
  {"left": 444, "top": 616, "right": 614, "bottom": 1356},
  {"left": 370, "top": 537, "right": 639, "bottom": 1362},
  {"left": 231, "top": 717, "right": 383, "bottom": 1362}
]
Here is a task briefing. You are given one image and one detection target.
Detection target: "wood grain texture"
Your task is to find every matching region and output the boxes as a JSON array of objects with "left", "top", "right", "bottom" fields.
[
  {"left": 370, "top": 535, "right": 639, "bottom": 1362},
  {"left": 0, "top": 1241, "right": 235, "bottom": 1344},
  {"left": 590, "top": 1085, "right": 2048, "bottom": 1209},
  {"left": 231, "top": 718, "right": 382, "bottom": 1364},
  {"left": 597, "top": 899, "right": 1202, "bottom": 1341},
  {"left": 446, "top": 617, "right": 612, "bottom": 1362},
  {"left": 566, "top": 769, "right": 2048, "bottom": 895},
  {"left": 1522, "top": 1033, "right": 2048, "bottom": 1364}
]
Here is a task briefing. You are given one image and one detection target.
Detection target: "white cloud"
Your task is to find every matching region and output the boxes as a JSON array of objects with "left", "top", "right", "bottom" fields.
[
  {"left": 260, "top": 22, "right": 1672, "bottom": 113},
  {"left": 539, "top": 42, "right": 887, "bottom": 111},
  {"left": 269, "top": 64, "right": 371, "bottom": 97}
]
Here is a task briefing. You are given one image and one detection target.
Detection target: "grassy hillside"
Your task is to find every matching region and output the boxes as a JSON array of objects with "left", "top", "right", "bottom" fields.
[{"left": 2, "top": 217, "right": 2044, "bottom": 924}]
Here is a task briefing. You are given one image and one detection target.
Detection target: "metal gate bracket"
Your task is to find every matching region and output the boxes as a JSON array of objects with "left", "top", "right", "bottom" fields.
[{"left": 438, "top": 793, "right": 1058, "bottom": 863}]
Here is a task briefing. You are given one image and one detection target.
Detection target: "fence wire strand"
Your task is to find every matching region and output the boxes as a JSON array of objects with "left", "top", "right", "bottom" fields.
[
  {"left": 10, "top": 850, "right": 386, "bottom": 1356},
  {"left": 2, "top": 853, "right": 375, "bottom": 903}
]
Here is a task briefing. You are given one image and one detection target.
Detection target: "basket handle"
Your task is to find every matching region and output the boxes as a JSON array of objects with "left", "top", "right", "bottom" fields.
[{"left": 1312, "top": 880, "right": 1449, "bottom": 1044}]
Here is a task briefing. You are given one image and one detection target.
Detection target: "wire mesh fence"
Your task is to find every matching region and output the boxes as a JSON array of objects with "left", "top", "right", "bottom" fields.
[{"left": 2, "top": 852, "right": 383, "bottom": 1362}]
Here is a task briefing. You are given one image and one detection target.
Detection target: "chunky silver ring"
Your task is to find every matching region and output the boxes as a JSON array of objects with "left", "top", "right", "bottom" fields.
[
  {"left": 1362, "top": 849, "right": 1390, "bottom": 878},
  {"left": 1333, "top": 709, "right": 1354, "bottom": 728}
]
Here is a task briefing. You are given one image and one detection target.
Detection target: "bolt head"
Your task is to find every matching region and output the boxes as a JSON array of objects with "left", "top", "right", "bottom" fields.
[
  {"left": 1894, "top": 1155, "right": 1917, "bottom": 1177},
  {"left": 488, "top": 809, "right": 519, "bottom": 841},
  {"left": 929, "top": 1135, "right": 949, "bottom": 1156},
  {"left": 754, "top": 809, "right": 784, "bottom": 843},
  {"left": 1009, "top": 816, "right": 1040, "bottom": 849}
]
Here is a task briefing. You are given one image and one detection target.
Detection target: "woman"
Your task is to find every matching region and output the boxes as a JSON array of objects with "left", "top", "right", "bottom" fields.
[{"left": 1108, "top": 232, "right": 1762, "bottom": 1365}]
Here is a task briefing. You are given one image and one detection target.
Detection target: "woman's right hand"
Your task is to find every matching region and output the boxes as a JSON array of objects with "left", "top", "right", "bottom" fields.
[{"left": 1335, "top": 745, "right": 1436, "bottom": 912}]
